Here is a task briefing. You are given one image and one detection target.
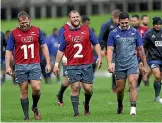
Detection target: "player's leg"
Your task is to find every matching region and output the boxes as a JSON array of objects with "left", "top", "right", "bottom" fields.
[
  {"left": 1, "top": 60, "right": 6, "bottom": 84},
  {"left": 136, "top": 73, "right": 142, "bottom": 91},
  {"left": 114, "top": 71, "right": 127, "bottom": 114},
  {"left": 151, "top": 64, "right": 161, "bottom": 103},
  {"left": 15, "top": 65, "right": 29, "bottom": 120},
  {"left": 19, "top": 81, "right": 29, "bottom": 120},
  {"left": 57, "top": 65, "right": 69, "bottom": 106},
  {"left": 82, "top": 65, "right": 94, "bottom": 116},
  {"left": 127, "top": 67, "right": 139, "bottom": 116},
  {"left": 29, "top": 64, "right": 42, "bottom": 120},
  {"left": 68, "top": 68, "right": 82, "bottom": 116},
  {"left": 143, "top": 66, "right": 151, "bottom": 86}
]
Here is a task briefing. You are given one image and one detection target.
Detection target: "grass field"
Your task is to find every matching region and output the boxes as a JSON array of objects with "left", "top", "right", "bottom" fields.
[
  {"left": 1, "top": 11, "right": 162, "bottom": 122},
  {"left": 1, "top": 76, "right": 162, "bottom": 122}
]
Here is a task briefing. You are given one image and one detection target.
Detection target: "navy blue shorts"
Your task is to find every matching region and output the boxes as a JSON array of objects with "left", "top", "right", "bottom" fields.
[
  {"left": 67, "top": 65, "right": 93, "bottom": 84},
  {"left": 115, "top": 67, "right": 139, "bottom": 80},
  {"left": 15, "top": 63, "right": 42, "bottom": 83}
]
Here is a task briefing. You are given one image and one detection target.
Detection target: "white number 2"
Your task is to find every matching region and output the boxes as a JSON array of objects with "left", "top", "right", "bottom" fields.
[
  {"left": 21, "top": 44, "right": 34, "bottom": 59},
  {"left": 74, "top": 44, "right": 83, "bottom": 58}
]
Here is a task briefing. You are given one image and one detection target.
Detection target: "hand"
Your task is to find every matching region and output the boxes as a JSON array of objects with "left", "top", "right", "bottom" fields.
[
  {"left": 108, "top": 63, "right": 115, "bottom": 73},
  {"left": 139, "top": 62, "right": 147, "bottom": 75},
  {"left": 53, "top": 63, "right": 60, "bottom": 76},
  {"left": 45, "top": 63, "right": 51, "bottom": 73},
  {"left": 6, "top": 66, "right": 13, "bottom": 75},
  {"left": 96, "top": 57, "right": 102, "bottom": 69}
]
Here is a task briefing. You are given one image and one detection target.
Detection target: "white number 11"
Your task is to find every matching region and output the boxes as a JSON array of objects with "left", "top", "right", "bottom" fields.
[{"left": 21, "top": 44, "right": 34, "bottom": 59}]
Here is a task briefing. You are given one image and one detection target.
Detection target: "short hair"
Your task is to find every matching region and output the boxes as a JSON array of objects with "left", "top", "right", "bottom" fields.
[
  {"left": 5, "top": 30, "right": 10, "bottom": 34},
  {"left": 131, "top": 14, "right": 139, "bottom": 20},
  {"left": 119, "top": 12, "right": 129, "bottom": 20},
  {"left": 112, "top": 9, "right": 121, "bottom": 18},
  {"left": 53, "top": 27, "right": 58, "bottom": 32},
  {"left": 68, "top": 10, "right": 80, "bottom": 18},
  {"left": 141, "top": 15, "right": 148, "bottom": 20},
  {"left": 18, "top": 11, "right": 30, "bottom": 21},
  {"left": 82, "top": 15, "right": 90, "bottom": 23}
]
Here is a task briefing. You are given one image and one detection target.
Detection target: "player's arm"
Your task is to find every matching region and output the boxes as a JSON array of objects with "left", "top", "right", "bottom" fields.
[
  {"left": 5, "top": 32, "right": 14, "bottom": 75},
  {"left": 136, "top": 31, "right": 147, "bottom": 74},
  {"left": 106, "top": 31, "right": 115, "bottom": 73},
  {"left": 39, "top": 30, "right": 51, "bottom": 72},
  {"left": 53, "top": 30, "right": 65, "bottom": 75},
  {"left": 39, "top": 30, "right": 50, "bottom": 65},
  {"left": 89, "top": 29, "right": 102, "bottom": 69},
  {"left": 142, "top": 30, "right": 150, "bottom": 51},
  {"left": 55, "top": 27, "right": 66, "bottom": 65}
]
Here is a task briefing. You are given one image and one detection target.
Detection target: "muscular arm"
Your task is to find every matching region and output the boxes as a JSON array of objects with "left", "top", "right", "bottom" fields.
[
  {"left": 94, "top": 44, "right": 102, "bottom": 60},
  {"left": 55, "top": 50, "right": 64, "bottom": 66},
  {"left": 5, "top": 50, "right": 12, "bottom": 68},
  {"left": 107, "top": 46, "right": 114, "bottom": 65},
  {"left": 137, "top": 46, "right": 147, "bottom": 67},
  {"left": 41, "top": 44, "right": 50, "bottom": 65}
]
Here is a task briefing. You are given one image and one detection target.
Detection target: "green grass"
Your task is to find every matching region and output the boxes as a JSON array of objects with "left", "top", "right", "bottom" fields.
[{"left": 1, "top": 76, "right": 162, "bottom": 122}]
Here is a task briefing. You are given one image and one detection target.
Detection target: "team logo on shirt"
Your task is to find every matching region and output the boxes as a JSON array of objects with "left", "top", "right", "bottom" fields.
[
  {"left": 72, "top": 36, "right": 83, "bottom": 43},
  {"left": 22, "top": 36, "right": 33, "bottom": 42},
  {"left": 155, "top": 41, "right": 162, "bottom": 47}
]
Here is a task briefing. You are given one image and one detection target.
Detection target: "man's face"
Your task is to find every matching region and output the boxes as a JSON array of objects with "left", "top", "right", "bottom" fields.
[
  {"left": 142, "top": 17, "right": 149, "bottom": 26},
  {"left": 112, "top": 16, "right": 119, "bottom": 25},
  {"left": 19, "top": 17, "right": 30, "bottom": 31},
  {"left": 69, "top": 12, "right": 81, "bottom": 27},
  {"left": 153, "top": 24, "right": 162, "bottom": 31},
  {"left": 130, "top": 17, "right": 139, "bottom": 28},
  {"left": 119, "top": 18, "right": 129, "bottom": 30}
]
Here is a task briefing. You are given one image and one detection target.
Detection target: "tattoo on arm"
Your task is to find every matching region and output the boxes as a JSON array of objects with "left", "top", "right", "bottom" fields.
[{"left": 138, "top": 46, "right": 146, "bottom": 57}]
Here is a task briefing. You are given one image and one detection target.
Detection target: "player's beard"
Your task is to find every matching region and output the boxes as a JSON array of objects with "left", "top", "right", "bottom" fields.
[
  {"left": 143, "top": 23, "right": 148, "bottom": 27},
  {"left": 71, "top": 20, "right": 80, "bottom": 28},
  {"left": 20, "top": 24, "right": 31, "bottom": 31}
]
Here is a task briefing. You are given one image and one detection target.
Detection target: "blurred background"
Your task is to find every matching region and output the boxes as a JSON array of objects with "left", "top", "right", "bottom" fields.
[{"left": 1, "top": 0, "right": 162, "bottom": 20}]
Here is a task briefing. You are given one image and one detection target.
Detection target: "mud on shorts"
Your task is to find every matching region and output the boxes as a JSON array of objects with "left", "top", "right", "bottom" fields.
[
  {"left": 15, "top": 63, "right": 42, "bottom": 83},
  {"left": 115, "top": 67, "right": 139, "bottom": 80},
  {"left": 67, "top": 64, "right": 93, "bottom": 84}
]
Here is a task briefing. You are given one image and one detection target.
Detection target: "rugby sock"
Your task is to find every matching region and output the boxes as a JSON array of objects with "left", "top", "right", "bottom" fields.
[
  {"left": 130, "top": 101, "right": 136, "bottom": 107},
  {"left": 137, "top": 74, "right": 142, "bottom": 87},
  {"left": 112, "top": 74, "right": 116, "bottom": 89},
  {"left": 117, "top": 92, "right": 124, "bottom": 107},
  {"left": 153, "top": 81, "right": 161, "bottom": 98},
  {"left": 85, "top": 93, "right": 92, "bottom": 105},
  {"left": 59, "top": 84, "right": 68, "bottom": 96},
  {"left": 70, "top": 95, "right": 79, "bottom": 115},
  {"left": 20, "top": 98, "right": 29, "bottom": 117},
  {"left": 32, "top": 93, "right": 40, "bottom": 108}
]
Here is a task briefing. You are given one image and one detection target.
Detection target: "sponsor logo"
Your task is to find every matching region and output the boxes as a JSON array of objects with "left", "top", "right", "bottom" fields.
[
  {"left": 155, "top": 41, "right": 162, "bottom": 47},
  {"left": 81, "top": 31, "right": 86, "bottom": 34},
  {"left": 151, "top": 64, "right": 156, "bottom": 69},
  {"left": 151, "top": 35, "right": 156, "bottom": 38},
  {"left": 116, "top": 35, "right": 120, "bottom": 38}
]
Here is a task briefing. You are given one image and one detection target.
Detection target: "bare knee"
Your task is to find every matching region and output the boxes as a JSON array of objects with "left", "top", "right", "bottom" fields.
[
  {"left": 32, "top": 85, "right": 41, "bottom": 95},
  {"left": 20, "top": 85, "right": 28, "bottom": 98},
  {"left": 84, "top": 86, "right": 93, "bottom": 94},
  {"left": 71, "top": 84, "right": 80, "bottom": 96}
]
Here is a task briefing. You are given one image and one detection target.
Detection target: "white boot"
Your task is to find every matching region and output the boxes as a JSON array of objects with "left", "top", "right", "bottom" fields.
[{"left": 130, "top": 107, "right": 136, "bottom": 116}]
